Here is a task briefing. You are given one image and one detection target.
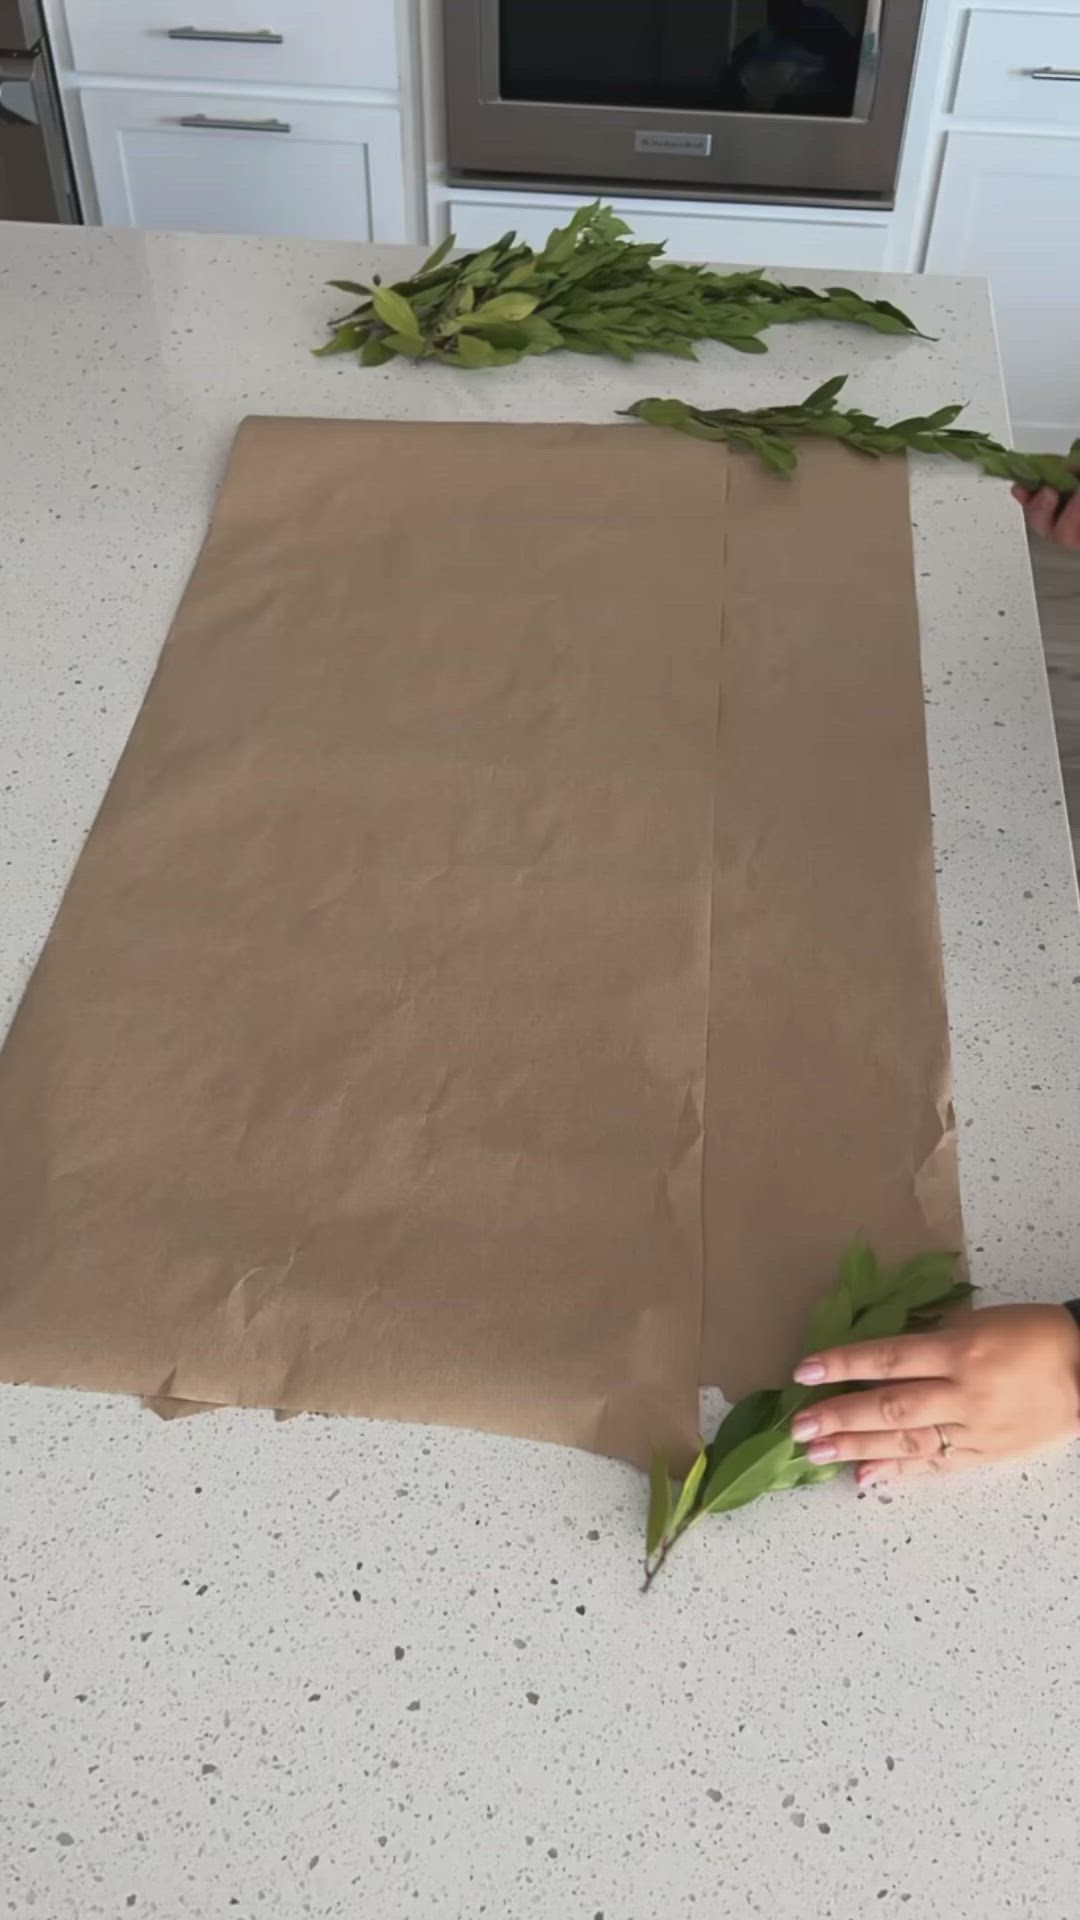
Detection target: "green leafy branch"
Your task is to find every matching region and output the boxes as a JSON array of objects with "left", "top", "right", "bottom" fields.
[
  {"left": 643, "top": 1243, "right": 973, "bottom": 1591},
  {"left": 315, "top": 204, "right": 921, "bottom": 373},
  {"left": 624, "top": 375, "right": 1080, "bottom": 492}
]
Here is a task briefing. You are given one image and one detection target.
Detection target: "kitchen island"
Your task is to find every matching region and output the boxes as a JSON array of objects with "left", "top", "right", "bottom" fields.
[{"left": 2, "top": 223, "right": 1080, "bottom": 1920}]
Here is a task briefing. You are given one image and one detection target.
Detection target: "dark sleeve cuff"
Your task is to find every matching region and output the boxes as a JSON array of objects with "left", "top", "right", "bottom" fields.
[{"left": 1065, "top": 1302, "right": 1080, "bottom": 1334}]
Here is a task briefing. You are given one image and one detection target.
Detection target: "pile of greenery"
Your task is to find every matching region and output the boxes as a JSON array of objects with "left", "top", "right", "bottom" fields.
[{"left": 316, "top": 202, "right": 921, "bottom": 371}]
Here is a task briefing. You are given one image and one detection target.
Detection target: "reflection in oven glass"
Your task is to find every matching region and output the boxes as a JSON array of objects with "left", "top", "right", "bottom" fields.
[{"left": 499, "top": 1, "right": 869, "bottom": 120}]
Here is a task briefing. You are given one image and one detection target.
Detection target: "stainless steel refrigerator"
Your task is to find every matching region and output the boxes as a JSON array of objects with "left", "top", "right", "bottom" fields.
[{"left": 0, "top": 0, "right": 80, "bottom": 222}]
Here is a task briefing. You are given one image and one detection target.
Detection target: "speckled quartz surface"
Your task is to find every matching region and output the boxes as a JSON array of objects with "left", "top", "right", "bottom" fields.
[{"left": 2, "top": 224, "right": 1080, "bottom": 1920}]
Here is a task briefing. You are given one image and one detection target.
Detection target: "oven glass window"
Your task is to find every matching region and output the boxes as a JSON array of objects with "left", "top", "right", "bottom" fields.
[{"left": 499, "top": 1, "right": 872, "bottom": 119}]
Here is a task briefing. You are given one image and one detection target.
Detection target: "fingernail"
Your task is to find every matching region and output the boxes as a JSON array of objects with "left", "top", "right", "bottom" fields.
[
  {"left": 857, "top": 1469, "right": 877, "bottom": 1488},
  {"left": 791, "top": 1416, "right": 819, "bottom": 1441},
  {"left": 806, "top": 1441, "right": 838, "bottom": 1464},
  {"left": 794, "top": 1360, "right": 826, "bottom": 1385}
]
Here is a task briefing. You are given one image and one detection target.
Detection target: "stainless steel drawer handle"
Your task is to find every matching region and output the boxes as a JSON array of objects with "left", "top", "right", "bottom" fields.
[
  {"left": 1025, "top": 66, "right": 1080, "bottom": 82},
  {"left": 177, "top": 113, "right": 291, "bottom": 132},
  {"left": 167, "top": 26, "right": 284, "bottom": 44}
]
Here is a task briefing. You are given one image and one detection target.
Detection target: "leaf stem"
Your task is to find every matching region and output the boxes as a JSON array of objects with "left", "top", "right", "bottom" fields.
[{"left": 642, "top": 1526, "right": 685, "bottom": 1593}]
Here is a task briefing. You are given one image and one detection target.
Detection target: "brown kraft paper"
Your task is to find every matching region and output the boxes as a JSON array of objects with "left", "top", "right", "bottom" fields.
[
  {"left": 700, "top": 442, "right": 962, "bottom": 1395},
  {"left": 0, "top": 418, "right": 727, "bottom": 1469},
  {"left": 0, "top": 419, "right": 962, "bottom": 1455}
]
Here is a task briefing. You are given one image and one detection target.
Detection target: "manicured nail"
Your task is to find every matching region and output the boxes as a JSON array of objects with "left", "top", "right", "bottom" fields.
[
  {"left": 791, "top": 1416, "right": 819, "bottom": 1441},
  {"left": 856, "top": 1469, "right": 877, "bottom": 1488},
  {"left": 794, "top": 1360, "right": 826, "bottom": 1385},
  {"left": 806, "top": 1441, "right": 838, "bottom": 1464}
]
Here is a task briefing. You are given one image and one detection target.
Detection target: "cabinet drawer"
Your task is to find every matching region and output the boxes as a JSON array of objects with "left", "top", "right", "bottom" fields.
[
  {"left": 953, "top": 10, "right": 1080, "bottom": 126},
  {"left": 925, "top": 131, "right": 1080, "bottom": 445},
  {"left": 81, "top": 89, "right": 406, "bottom": 242},
  {"left": 65, "top": 0, "right": 398, "bottom": 93},
  {"left": 445, "top": 199, "right": 888, "bottom": 272}
]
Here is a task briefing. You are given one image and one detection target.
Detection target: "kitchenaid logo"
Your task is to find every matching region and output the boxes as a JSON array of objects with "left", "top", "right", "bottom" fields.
[{"left": 635, "top": 130, "right": 713, "bottom": 157}]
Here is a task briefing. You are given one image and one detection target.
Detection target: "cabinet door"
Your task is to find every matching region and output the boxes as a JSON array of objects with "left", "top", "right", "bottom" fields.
[
  {"left": 925, "top": 132, "right": 1080, "bottom": 448},
  {"left": 444, "top": 197, "right": 888, "bottom": 271},
  {"left": 80, "top": 88, "right": 406, "bottom": 242}
]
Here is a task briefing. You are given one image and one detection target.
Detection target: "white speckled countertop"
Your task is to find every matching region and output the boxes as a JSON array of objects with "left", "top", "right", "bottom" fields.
[{"left": 2, "top": 223, "right": 1080, "bottom": 1920}]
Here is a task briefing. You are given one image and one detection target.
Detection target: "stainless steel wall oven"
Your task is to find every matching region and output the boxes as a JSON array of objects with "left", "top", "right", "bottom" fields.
[{"left": 445, "top": 2, "right": 926, "bottom": 206}]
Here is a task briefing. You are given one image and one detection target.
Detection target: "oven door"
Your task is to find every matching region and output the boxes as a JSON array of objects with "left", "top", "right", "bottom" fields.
[{"left": 446, "top": 0, "right": 925, "bottom": 204}]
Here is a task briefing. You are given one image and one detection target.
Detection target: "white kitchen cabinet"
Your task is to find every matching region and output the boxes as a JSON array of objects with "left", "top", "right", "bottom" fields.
[
  {"left": 925, "top": 130, "right": 1080, "bottom": 448},
  {"left": 80, "top": 88, "right": 407, "bottom": 242},
  {"left": 63, "top": 0, "right": 399, "bottom": 93},
  {"left": 952, "top": 10, "right": 1080, "bottom": 129},
  {"left": 442, "top": 196, "right": 889, "bottom": 271}
]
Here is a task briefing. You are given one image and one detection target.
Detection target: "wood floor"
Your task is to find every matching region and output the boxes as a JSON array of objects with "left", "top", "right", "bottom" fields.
[{"left": 1032, "top": 540, "right": 1080, "bottom": 867}]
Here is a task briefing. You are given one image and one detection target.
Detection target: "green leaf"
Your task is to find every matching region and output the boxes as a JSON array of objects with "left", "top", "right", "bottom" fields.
[
  {"left": 313, "top": 322, "right": 363, "bottom": 357},
  {"left": 468, "top": 323, "right": 532, "bottom": 352},
  {"left": 670, "top": 1449, "right": 709, "bottom": 1534},
  {"left": 906, "top": 1279, "right": 976, "bottom": 1326},
  {"left": 757, "top": 437, "right": 798, "bottom": 474},
  {"left": 418, "top": 233, "right": 455, "bottom": 274},
  {"left": 623, "top": 398, "right": 693, "bottom": 428},
  {"left": 518, "top": 315, "right": 565, "bottom": 352},
  {"left": 838, "top": 1239, "right": 883, "bottom": 1314},
  {"left": 540, "top": 207, "right": 592, "bottom": 266},
  {"left": 871, "top": 295, "right": 922, "bottom": 328},
  {"left": 706, "top": 1389, "right": 783, "bottom": 1474},
  {"left": 700, "top": 1432, "right": 797, "bottom": 1515},
  {"left": 560, "top": 332, "right": 609, "bottom": 356},
  {"left": 589, "top": 205, "right": 633, "bottom": 242},
  {"left": 860, "top": 308, "right": 922, "bottom": 335},
  {"left": 802, "top": 375, "right": 849, "bottom": 411},
  {"left": 804, "top": 1278, "right": 854, "bottom": 1354},
  {"left": 846, "top": 1295, "right": 909, "bottom": 1343},
  {"left": 890, "top": 1250, "right": 960, "bottom": 1292},
  {"left": 646, "top": 1452, "right": 674, "bottom": 1556},
  {"left": 372, "top": 286, "right": 421, "bottom": 339},
  {"left": 453, "top": 292, "right": 541, "bottom": 331},
  {"left": 1027, "top": 454, "right": 1079, "bottom": 491},
  {"left": 601, "top": 333, "right": 636, "bottom": 362},
  {"left": 459, "top": 244, "right": 498, "bottom": 283},
  {"left": 383, "top": 331, "right": 426, "bottom": 359},
  {"left": 452, "top": 333, "right": 499, "bottom": 367},
  {"left": 776, "top": 1380, "right": 838, "bottom": 1422},
  {"left": 714, "top": 333, "right": 770, "bottom": 355},
  {"left": 857, "top": 1251, "right": 963, "bottom": 1328},
  {"left": 325, "top": 278, "right": 372, "bottom": 297},
  {"left": 359, "top": 336, "right": 394, "bottom": 368}
]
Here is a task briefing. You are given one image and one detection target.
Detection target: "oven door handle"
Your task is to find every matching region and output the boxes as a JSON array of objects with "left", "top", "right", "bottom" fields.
[{"left": 1025, "top": 66, "right": 1080, "bottom": 82}]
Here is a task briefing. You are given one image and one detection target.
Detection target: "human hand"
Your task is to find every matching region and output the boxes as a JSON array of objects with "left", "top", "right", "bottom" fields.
[
  {"left": 1012, "top": 481, "right": 1080, "bottom": 550},
  {"left": 787, "top": 1304, "right": 1080, "bottom": 1487}
]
